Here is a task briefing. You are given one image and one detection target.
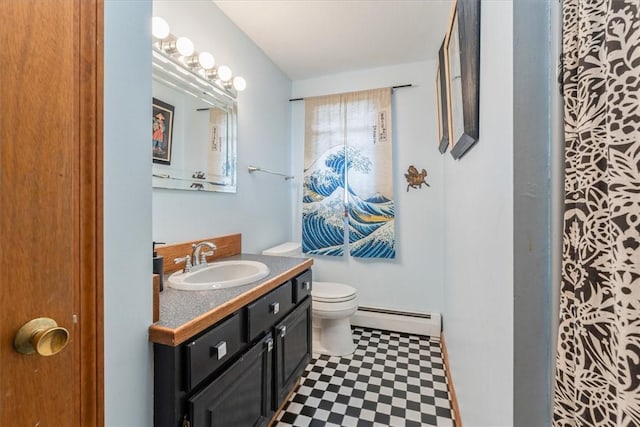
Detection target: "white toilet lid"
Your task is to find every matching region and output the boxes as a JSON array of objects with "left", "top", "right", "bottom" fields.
[{"left": 312, "top": 281, "right": 356, "bottom": 303}]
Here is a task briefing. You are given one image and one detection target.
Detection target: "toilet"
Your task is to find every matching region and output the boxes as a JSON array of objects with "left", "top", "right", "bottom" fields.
[{"left": 262, "top": 242, "right": 358, "bottom": 356}]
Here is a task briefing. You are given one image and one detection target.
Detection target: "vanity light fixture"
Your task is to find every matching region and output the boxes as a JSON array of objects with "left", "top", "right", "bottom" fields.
[
  {"left": 184, "top": 51, "right": 216, "bottom": 71},
  {"left": 152, "top": 16, "right": 170, "bottom": 40},
  {"left": 198, "top": 52, "right": 216, "bottom": 70},
  {"left": 152, "top": 16, "right": 247, "bottom": 96},
  {"left": 232, "top": 76, "right": 247, "bottom": 91},
  {"left": 159, "top": 37, "right": 180, "bottom": 56},
  {"left": 204, "top": 67, "right": 219, "bottom": 81},
  {"left": 217, "top": 65, "right": 233, "bottom": 82},
  {"left": 175, "top": 37, "right": 194, "bottom": 56},
  {"left": 183, "top": 54, "right": 201, "bottom": 69}
]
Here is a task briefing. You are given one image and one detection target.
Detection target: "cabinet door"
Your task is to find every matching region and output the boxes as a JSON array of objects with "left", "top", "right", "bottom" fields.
[
  {"left": 274, "top": 298, "right": 312, "bottom": 409},
  {"left": 188, "top": 333, "right": 274, "bottom": 427}
]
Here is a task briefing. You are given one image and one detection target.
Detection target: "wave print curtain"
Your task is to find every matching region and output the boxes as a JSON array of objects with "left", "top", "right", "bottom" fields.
[
  {"left": 303, "top": 88, "right": 395, "bottom": 258},
  {"left": 553, "top": 0, "right": 640, "bottom": 425}
]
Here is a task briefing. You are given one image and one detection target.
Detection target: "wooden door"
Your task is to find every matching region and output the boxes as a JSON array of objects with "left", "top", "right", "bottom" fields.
[{"left": 0, "top": 1, "right": 103, "bottom": 426}]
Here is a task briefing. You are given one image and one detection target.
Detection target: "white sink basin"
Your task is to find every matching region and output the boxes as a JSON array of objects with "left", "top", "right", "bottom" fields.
[{"left": 167, "top": 260, "right": 270, "bottom": 291}]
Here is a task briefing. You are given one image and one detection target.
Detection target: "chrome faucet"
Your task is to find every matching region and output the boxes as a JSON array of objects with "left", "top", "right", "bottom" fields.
[{"left": 191, "top": 241, "right": 217, "bottom": 270}]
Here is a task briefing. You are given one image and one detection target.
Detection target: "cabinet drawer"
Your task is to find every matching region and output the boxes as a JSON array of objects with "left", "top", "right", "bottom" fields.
[
  {"left": 292, "top": 270, "right": 312, "bottom": 303},
  {"left": 247, "top": 281, "right": 294, "bottom": 341},
  {"left": 185, "top": 312, "right": 245, "bottom": 391}
]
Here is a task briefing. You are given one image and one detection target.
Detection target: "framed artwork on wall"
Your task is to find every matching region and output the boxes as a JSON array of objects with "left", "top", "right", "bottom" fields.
[
  {"left": 436, "top": 39, "right": 449, "bottom": 154},
  {"left": 152, "top": 97, "right": 174, "bottom": 165},
  {"left": 444, "top": 0, "right": 480, "bottom": 160}
]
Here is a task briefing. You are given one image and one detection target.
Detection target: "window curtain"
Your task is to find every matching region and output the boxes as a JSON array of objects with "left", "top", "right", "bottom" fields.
[
  {"left": 553, "top": 0, "right": 640, "bottom": 425},
  {"left": 302, "top": 88, "right": 395, "bottom": 258}
]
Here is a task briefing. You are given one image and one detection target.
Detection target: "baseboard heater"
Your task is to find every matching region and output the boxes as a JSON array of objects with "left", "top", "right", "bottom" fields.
[{"left": 351, "top": 306, "right": 442, "bottom": 339}]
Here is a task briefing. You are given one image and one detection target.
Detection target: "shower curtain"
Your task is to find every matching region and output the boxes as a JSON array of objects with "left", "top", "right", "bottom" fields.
[
  {"left": 302, "top": 88, "right": 395, "bottom": 258},
  {"left": 553, "top": 0, "right": 640, "bottom": 425}
]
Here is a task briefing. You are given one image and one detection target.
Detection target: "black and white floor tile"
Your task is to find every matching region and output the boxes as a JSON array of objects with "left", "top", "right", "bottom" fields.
[{"left": 274, "top": 327, "right": 455, "bottom": 427}]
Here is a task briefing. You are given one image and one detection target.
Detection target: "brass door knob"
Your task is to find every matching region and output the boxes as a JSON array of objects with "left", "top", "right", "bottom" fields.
[{"left": 14, "top": 317, "right": 70, "bottom": 356}]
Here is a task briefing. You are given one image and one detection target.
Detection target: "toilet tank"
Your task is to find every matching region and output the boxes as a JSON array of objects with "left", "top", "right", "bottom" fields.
[{"left": 262, "top": 242, "right": 302, "bottom": 257}]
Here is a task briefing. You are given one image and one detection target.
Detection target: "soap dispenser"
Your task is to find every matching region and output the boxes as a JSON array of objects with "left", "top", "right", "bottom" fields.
[{"left": 153, "top": 241, "right": 166, "bottom": 291}]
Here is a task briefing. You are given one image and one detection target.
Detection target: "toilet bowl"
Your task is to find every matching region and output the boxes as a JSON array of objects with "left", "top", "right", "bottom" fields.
[
  {"left": 312, "top": 281, "right": 358, "bottom": 356},
  {"left": 262, "top": 242, "right": 358, "bottom": 356}
]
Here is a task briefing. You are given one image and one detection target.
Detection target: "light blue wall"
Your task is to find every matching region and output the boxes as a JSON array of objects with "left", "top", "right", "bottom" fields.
[
  {"left": 513, "top": 0, "right": 558, "bottom": 425},
  {"left": 104, "top": 1, "right": 153, "bottom": 426},
  {"left": 291, "top": 62, "right": 445, "bottom": 313},
  {"left": 442, "top": 1, "right": 514, "bottom": 425},
  {"left": 151, "top": 1, "right": 293, "bottom": 253}
]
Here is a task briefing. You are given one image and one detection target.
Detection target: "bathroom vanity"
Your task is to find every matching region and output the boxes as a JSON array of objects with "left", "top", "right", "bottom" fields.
[{"left": 149, "top": 235, "right": 313, "bottom": 427}]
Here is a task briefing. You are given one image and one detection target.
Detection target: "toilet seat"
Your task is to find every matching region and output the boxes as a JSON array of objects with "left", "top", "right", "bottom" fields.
[{"left": 312, "top": 281, "right": 356, "bottom": 303}]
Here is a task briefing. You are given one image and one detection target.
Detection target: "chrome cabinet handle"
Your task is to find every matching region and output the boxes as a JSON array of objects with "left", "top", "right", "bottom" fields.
[
  {"left": 212, "top": 341, "right": 227, "bottom": 360},
  {"left": 270, "top": 302, "right": 280, "bottom": 314},
  {"left": 302, "top": 281, "right": 311, "bottom": 291},
  {"left": 265, "top": 338, "right": 273, "bottom": 352},
  {"left": 279, "top": 326, "right": 287, "bottom": 338}
]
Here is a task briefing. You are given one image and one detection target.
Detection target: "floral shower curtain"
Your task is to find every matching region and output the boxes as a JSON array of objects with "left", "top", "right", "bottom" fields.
[
  {"left": 553, "top": 0, "right": 640, "bottom": 425},
  {"left": 302, "top": 88, "right": 395, "bottom": 258}
]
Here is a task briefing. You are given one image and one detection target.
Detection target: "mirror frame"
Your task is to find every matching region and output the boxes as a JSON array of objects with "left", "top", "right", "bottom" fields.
[
  {"left": 436, "top": 39, "right": 450, "bottom": 154},
  {"left": 445, "top": 0, "right": 481, "bottom": 160}
]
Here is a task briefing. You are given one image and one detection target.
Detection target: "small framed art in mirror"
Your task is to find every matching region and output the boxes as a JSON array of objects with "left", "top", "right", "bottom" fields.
[{"left": 152, "top": 98, "right": 174, "bottom": 165}]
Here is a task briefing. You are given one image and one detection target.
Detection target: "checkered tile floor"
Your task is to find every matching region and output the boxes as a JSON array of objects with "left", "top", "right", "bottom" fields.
[{"left": 274, "top": 327, "right": 455, "bottom": 427}]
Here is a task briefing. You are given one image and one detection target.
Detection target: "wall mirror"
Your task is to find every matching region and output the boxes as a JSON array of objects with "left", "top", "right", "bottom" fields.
[{"left": 152, "top": 48, "right": 237, "bottom": 193}]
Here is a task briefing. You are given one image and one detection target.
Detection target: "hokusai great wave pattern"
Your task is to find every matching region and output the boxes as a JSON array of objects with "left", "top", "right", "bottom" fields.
[{"left": 302, "top": 145, "right": 395, "bottom": 258}]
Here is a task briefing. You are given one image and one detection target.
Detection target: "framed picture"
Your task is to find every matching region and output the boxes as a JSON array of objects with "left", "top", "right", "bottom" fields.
[
  {"left": 444, "top": 0, "right": 480, "bottom": 160},
  {"left": 436, "top": 39, "right": 449, "bottom": 154},
  {"left": 152, "top": 97, "right": 174, "bottom": 165}
]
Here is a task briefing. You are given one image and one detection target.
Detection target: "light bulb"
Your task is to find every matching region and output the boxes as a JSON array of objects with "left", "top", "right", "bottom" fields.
[
  {"left": 233, "top": 76, "right": 247, "bottom": 91},
  {"left": 152, "top": 17, "right": 170, "bottom": 40},
  {"left": 198, "top": 52, "right": 215, "bottom": 70},
  {"left": 217, "top": 65, "right": 232, "bottom": 82},
  {"left": 176, "top": 37, "right": 194, "bottom": 56}
]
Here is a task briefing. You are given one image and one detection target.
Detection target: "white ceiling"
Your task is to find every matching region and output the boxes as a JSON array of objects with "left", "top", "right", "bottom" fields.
[{"left": 213, "top": 0, "right": 454, "bottom": 80}]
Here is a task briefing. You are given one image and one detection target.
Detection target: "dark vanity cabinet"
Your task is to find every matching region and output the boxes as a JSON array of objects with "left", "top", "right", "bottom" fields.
[{"left": 154, "top": 269, "right": 312, "bottom": 427}]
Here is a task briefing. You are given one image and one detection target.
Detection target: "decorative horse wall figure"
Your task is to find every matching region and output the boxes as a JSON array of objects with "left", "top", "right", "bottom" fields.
[{"left": 404, "top": 165, "right": 429, "bottom": 192}]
